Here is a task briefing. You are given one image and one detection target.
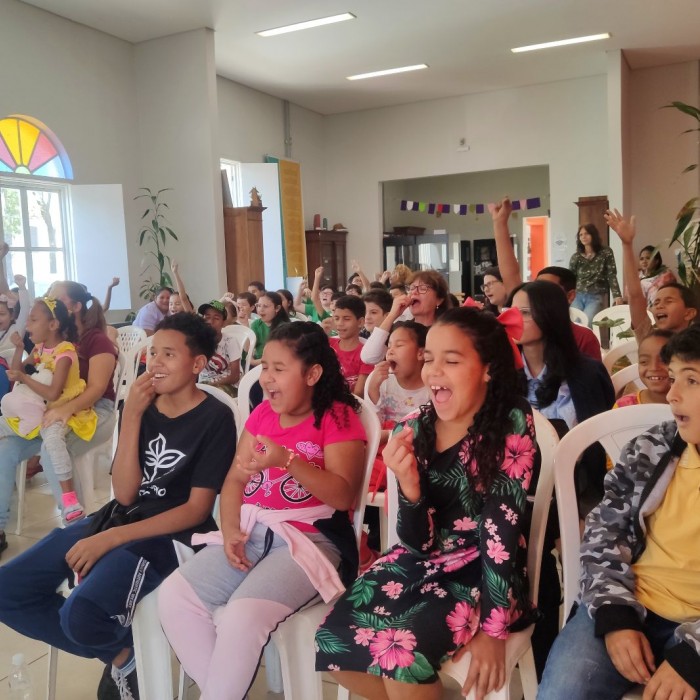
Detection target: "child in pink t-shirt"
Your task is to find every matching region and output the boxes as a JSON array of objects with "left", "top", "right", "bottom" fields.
[
  {"left": 329, "top": 295, "right": 374, "bottom": 396},
  {"left": 158, "top": 321, "right": 367, "bottom": 699}
]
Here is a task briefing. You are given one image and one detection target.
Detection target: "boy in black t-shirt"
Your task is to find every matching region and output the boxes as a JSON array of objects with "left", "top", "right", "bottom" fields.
[{"left": 0, "top": 312, "right": 236, "bottom": 700}]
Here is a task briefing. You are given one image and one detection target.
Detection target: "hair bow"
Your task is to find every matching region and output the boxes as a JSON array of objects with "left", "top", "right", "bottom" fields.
[
  {"left": 0, "top": 292, "right": 18, "bottom": 309},
  {"left": 497, "top": 307, "right": 524, "bottom": 370},
  {"left": 461, "top": 296, "right": 485, "bottom": 310}
]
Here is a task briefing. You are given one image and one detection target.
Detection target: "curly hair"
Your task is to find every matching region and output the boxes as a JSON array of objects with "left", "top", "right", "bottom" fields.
[
  {"left": 268, "top": 322, "right": 359, "bottom": 429},
  {"left": 36, "top": 297, "right": 78, "bottom": 344},
  {"left": 409, "top": 269, "right": 453, "bottom": 318},
  {"left": 412, "top": 307, "right": 522, "bottom": 491}
]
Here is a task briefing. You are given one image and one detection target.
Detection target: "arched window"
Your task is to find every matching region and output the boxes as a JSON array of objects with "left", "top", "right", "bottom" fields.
[
  {"left": 0, "top": 115, "right": 73, "bottom": 179},
  {"left": 0, "top": 115, "right": 72, "bottom": 297}
]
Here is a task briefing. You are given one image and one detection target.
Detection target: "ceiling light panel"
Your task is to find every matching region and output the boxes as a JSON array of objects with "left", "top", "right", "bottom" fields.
[
  {"left": 347, "top": 64, "right": 429, "bottom": 81},
  {"left": 511, "top": 33, "right": 611, "bottom": 53},
  {"left": 257, "top": 13, "right": 355, "bottom": 37}
]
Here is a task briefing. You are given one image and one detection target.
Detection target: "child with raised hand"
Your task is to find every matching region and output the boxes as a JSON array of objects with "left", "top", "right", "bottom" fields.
[
  {"left": 1, "top": 297, "right": 97, "bottom": 522},
  {"left": 316, "top": 306, "right": 537, "bottom": 700},
  {"left": 158, "top": 321, "right": 367, "bottom": 699}
]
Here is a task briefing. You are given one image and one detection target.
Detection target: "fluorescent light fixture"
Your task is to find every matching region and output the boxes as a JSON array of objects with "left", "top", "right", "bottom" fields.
[
  {"left": 511, "top": 33, "right": 610, "bottom": 53},
  {"left": 347, "top": 64, "right": 429, "bottom": 81},
  {"left": 257, "top": 13, "right": 355, "bottom": 37}
]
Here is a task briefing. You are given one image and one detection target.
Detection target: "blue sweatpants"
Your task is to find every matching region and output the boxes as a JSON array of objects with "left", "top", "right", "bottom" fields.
[{"left": 0, "top": 516, "right": 178, "bottom": 664}]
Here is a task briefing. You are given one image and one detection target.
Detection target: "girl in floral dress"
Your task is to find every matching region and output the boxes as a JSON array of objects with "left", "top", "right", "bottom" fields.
[{"left": 316, "top": 306, "right": 537, "bottom": 700}]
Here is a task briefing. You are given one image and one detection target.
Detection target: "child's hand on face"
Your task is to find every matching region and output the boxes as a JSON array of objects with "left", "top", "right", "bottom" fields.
[
  {"left": 124, "top": 370, "right": 157, "bottom": 417},
  {"left": 390, "top": 294, "right": 410, "bottom": 319},
  {"left": 374, "top": 360, "right": 392, "bottom": 385},
  {"left": 10, "top": 331, "right": 24, "bottom": 349},
  {"left": 13, "top": 274, "right": 26, "bottom": 290}
]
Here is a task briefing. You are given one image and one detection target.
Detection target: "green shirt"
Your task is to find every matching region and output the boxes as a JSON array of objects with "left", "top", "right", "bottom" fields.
[
  {"left": 249, "top": 318, "right": 270, "bottom": 360},
  {"left": 304, "top": 299, "right": 331, "bottom": 322},
  {"left": 569, "top": 247, "right": 621, "bottom": 298}
]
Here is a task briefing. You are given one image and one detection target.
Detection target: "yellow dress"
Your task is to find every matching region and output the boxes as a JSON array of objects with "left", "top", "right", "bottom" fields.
[{"left": 5, "top": 341, "right": 98, "bottom": 441}]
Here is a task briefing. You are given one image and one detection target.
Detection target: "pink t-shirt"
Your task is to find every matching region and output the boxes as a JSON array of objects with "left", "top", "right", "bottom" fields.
[
  {"left": 328, "top": 338, "right": 374, "bottom": 392},
  {"left": 243, "top": 400, "right": 366, "bottom": 529},
  {"left": 613, "top": 391, "right": 642, "bottom": 409}
]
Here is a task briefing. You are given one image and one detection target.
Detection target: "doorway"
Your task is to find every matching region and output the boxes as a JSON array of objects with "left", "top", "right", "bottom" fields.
[{"left": 522, "top": 216, "right": 550, "bottom": 280}]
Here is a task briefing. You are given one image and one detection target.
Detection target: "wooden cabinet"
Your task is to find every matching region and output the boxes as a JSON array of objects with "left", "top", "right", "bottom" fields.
[
  {"left": 305, "top": 229, "right": 347, "bottom": 291},
  {"left": 223, "top": 205, "right": 265, "bottom": 293}
]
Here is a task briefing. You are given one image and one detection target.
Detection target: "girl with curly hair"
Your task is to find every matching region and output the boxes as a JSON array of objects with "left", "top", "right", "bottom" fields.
[
  {"left": 316, "top": 306, "right": 537, "bottom": 700},
  {"left": 158, "top": 321, "right": 367, "bottom": 698}
]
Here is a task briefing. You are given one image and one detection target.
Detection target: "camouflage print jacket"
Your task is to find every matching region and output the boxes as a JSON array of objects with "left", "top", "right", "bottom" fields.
[{"left": 579, "top": 420, "right": 700, "bottom": 689}]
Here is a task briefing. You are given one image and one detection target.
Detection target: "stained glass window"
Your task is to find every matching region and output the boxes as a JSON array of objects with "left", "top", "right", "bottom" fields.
[{"left": 0, "top": 115, "right": 73, "bottom": 180}]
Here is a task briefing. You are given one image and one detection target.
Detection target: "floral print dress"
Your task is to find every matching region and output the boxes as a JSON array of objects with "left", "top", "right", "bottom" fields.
[{"left": 315, "top": 401, "right": 536, "bottom": 684}]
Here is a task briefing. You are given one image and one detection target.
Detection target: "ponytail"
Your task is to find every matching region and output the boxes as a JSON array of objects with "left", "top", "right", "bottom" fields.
[{"left": 60, "top": 281, "right": 107, "bottom": 335}]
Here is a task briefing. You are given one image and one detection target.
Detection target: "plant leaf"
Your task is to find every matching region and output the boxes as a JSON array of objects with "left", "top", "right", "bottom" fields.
[
  {"left": 671, "top": 211, "right": 694, "bottom": 245},
  {"left": 395, "top": 652, "right": 435, "bottom": 683},
  {"left": 314, "top": 628, "right": 350, "bottom": 655},
  {"left": 664, "top": 102, "right": 700, "bottom": 120}
]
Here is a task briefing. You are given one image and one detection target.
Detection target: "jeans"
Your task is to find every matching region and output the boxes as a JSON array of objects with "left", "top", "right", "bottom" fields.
[
  {"left": 537, "top": 604, "right": 679, "bottom": 700},
  {"left": 0, "top": 517, "right": 177, "bottom": 664},
  {"left": 571, "top": 291, "right": 607, "bottom": 327},
  {"left": 0, "top": 398, "right": 115, "bottom": 531}
]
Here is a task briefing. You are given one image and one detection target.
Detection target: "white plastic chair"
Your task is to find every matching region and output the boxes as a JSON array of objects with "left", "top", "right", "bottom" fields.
[
  {"left": 116, "top": 325, "right": 147, "bottom": 356},
  {"left": 552, "top": 404, "right": 672, "bottom": 700},
  {"left": 436, "top": 410, "right": 560, "bottom": 700},
  {"left": 129, "top": 384, "right": 240, "bottom": 700},
  {"left": 569, "top": 306, "right": 589, "bottom": 327},
  {"left": 222, "top": 324, "right": 256, "bottom": 374},
  {"left": 611, "top": 362, "right": 644, "bottom": 397},
  {"left": 602, "top": 339, "right": 639, "bottom": 374},
  {"left": 553, "top": 403, "right": 673, "bottom": 620},
  {"left": 269, "top": 397, "right": 382, "bottom": 700},
  {"left": 592, "top": 306, "right": 654, "bottom": 350},
  {"left": 237, "top": 363, "right": 263, "bottom": 425}
]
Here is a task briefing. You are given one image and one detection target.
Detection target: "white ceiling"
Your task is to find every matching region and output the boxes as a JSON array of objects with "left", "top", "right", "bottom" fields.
[{"left": 20, "top": 0, "right": 700, "bottom": 115}]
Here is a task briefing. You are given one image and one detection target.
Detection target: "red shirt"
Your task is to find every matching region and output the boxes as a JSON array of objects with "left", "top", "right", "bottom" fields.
[
  {"left": 329, "top": 338, "right": 374, "bottom": 392},
  {"left": 571, "top": 322, "right": 601, "bottom": 362},
  {"left": 77, "top": 328, "right": 119, "bottom": 402}
]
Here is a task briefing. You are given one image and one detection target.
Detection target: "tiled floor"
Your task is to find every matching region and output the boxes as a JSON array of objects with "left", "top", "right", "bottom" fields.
[{"left": 1, "top": 464, "right": 523, "bottom": 699}]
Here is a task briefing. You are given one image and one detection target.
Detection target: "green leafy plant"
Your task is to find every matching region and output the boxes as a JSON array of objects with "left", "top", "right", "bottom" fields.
[
  {"left": 663, "top": 102, "right": 700, "bottom": 299},
  {"left": 135, "top": 187, "right": 178, "bottom": 300}
]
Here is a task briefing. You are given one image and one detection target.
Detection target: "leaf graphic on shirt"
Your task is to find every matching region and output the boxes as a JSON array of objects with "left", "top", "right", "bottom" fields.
[{"left": 142, "top": 433, "right": 186, "bottom": 484}]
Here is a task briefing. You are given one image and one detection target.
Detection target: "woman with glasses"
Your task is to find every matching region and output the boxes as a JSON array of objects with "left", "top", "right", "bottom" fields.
[
  {"left": 480, "top": 266, "right": 508, "bottom": 312},
  {"left": 361, "top": 269, "right": 452, "bottom": 364}
]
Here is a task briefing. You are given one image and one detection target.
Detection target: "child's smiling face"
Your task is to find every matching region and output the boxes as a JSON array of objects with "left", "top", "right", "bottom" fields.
[{"left": 385, "top": 327, "right": 423, "bottom": 380}]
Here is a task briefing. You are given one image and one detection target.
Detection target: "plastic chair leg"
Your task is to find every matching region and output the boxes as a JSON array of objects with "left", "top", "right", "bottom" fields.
[
  {"left": 14, "top": 460, "right": 27, "bottom": 535},
  {"left": 263, "top": 641, "right": 284, "bottom": 693},
  {"left": 47, "top": 644, "right": 58, "bottom": 700}
]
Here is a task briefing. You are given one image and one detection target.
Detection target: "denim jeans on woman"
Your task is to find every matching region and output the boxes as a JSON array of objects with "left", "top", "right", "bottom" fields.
[
  {"left": 571, "top": 291, "right": 607, "bottom": 326},
  {"left": 0, "top": 398, "right": 115, "bottom": 531}
]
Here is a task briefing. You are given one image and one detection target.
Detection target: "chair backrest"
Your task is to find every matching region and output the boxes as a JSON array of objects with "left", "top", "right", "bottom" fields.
[
  {"left": 602, "top": 338, "right": 639, "bottom": 374},
  {"left": 237, "top": 363, "right": 263, "bottom": 426},
  {"left": 611, "top": 362, "right": 644, "bottom": 396},
  {"left": 553, "top": 403, "right": 674, "bottom": 617},
  {"left": 293, "top": 312, "right": 308, "bottom": 322},
  {"left": 222, "top": 324, "right": 257, "bottom": 374},
  {"left": 569, "top": 306, "right": 589, "bottom": 327},
  {"left": 351, "top": 397, "right": 382, "bottom": 543},
  {"left": 197, "top": 383, "right": 242, "bottom": 440},
  {"left": 117, "top": 325, "right": 148, "bottom": 355},
  {"left": 386, "top": 409, "right": 559, "bottom": 605},
  {"left": 362, "top": 368, "right": 380, "bottom": 408}
]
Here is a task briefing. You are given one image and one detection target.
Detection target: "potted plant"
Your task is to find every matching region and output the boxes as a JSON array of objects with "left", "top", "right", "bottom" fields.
[
  {"left": 664, "top": 102, "right": 700, "bottom": 306},
  {"left": 135, "top": 187, "right": 178, "bottom": 299}
]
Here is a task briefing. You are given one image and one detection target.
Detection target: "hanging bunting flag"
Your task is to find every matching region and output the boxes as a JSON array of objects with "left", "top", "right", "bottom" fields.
[{"left": 399, "top": 195, "right": 544, "bottom": 216}]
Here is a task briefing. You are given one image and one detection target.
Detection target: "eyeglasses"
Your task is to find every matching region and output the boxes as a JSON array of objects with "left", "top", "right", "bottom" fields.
[
  {"left": 480, "top": 281, "right": 502, "bottom": 291},
  {"left": 408, "top": 284, "right": 433, "bottom": 295}
]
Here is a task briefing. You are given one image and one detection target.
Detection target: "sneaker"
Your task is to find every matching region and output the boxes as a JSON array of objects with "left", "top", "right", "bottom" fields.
[
  {"left": 61, "top": 491, "right": 85, "bottom": 523},
  {"left": 111, "top": 665, "right": 140, "bottom": 700},
  {"left": 97, "top": 662, "right": 140, "bottom": 700}
]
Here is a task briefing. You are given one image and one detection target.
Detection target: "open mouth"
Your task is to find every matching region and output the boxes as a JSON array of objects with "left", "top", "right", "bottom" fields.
[
  {"left": 388, "top": 360, "right": 397, "bottom": 373},
  {"left": 673, "top": 413, "right": 690, "bottom": 427},
  {"left": 430, "top": 384, "right": 452, "bottom": 404}
]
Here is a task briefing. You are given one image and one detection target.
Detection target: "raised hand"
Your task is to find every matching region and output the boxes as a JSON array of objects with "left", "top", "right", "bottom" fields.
[
  {"left": 10, "top": 331, "right": 24, "bottom": 349},
  {"left": 13, "top": 274, "right": 26, "bottom": 289},
  {"left": 110, "top": 276, "right": 120, "bottom": 287},
  {"left": 351, "top": 260, "right": 361, "bottom": 273},
  {"left": 604, "top": 209, "right": 637, "bottom": 245},
  {"left": 314, "top": 266, "right": 324, "bottom": 280},
  {"left": 491, "top": 197, "right": 512, "bottom": 225}
]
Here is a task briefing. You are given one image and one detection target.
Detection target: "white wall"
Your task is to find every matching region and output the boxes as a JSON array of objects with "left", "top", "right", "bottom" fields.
[
  {"left": 324, "top": 76, "right": 609, "bottom": 285},
  {"left": 0, "top": 0, "right": 140, "bottom": 315},
  {"left": 627, "top": 61, "right": 700, "bottom": 255},
  {"left": 217, "top": 78, "right": 327, "bottom": 232},
  {"left": 134, "top": 29, "right": 225, "bottom": 307}
]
